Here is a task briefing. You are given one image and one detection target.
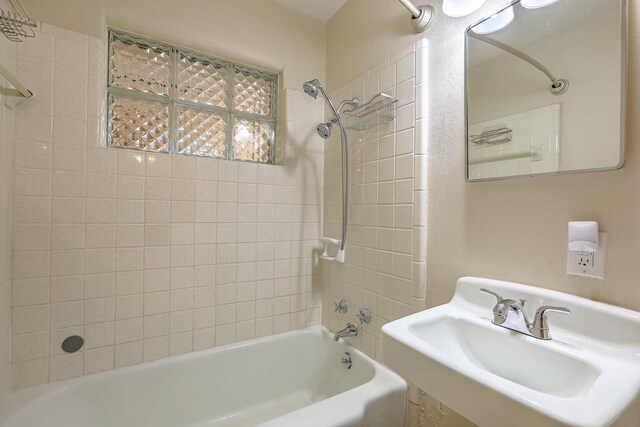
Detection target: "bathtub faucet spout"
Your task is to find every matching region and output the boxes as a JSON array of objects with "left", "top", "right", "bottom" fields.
[{"left": 334, "top": 323, "right": 358, "bottom": 341}]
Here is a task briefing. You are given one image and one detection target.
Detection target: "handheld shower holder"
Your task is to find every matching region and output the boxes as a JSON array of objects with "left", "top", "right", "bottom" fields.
[{"left": 320, "top": 237, "right": 345, "bottom": 263}]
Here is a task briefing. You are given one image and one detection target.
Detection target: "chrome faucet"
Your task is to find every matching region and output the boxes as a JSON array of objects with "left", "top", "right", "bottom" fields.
[
  {"left": 479, "top": 288, "right": 570, "bottom": 340},
  {"left": 334, "top": 323, "right": 358, "bottom": 342}
]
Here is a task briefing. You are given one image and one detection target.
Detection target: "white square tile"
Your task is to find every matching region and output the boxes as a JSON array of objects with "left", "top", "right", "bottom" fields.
[
  {"left": 52, "top": 224, "right": 84, "bottom": 249},
  {"left": 144, "top": 292, "right": 170, "bottom": 316},
  {"left": 114, "top": 340, "right": 142, "bottom": 368},
  {"left": 11, "top": 332, "right": 49, "bottom": 363},
  {"left": 50, "top": 301, "right": 83, "bottom": 328},
  {"left": 52, "top": 145, "right": 85, "bottom": 172},
  {"left": 84, "top": 298, "right": 115, "bottom": 324},
  {"left": 143, "top": 313, "right": 169, "bottom": 338},
  {"left": 86, "top": 174, "right": 116, "bottom": 199},
  {"left": 84, "top": 321, "right": 114, "bottom": 348},
  {"left": 49, "top": 352, "right": 83, "bottom": 382},
  {"left": 171, "top": 156, "right": 195, "bottom": 179},
  {"left": 116, "top": 224, "right": 144, "bottom": 248},
  {"left": 11, "top": 358, "right": 49, "bottom": 390},
  {"left": 84, "top": 273, "right": 115, "bottom": 299},
  {"left": 115, "top": 294, "right": 143, "bottom": 320},
  {"left": 170, "top": 331, "right": 193, "bottom": 356},
  {"left": 143, "top": 269, "right": 170, "bottom": 293},
  {"left": 12, "top": 278, "right": 49, "bottom": 307},
  {"left": 116, "top": 176, "right": 144, "bottom": 200},
  {"left": 51, "top": 250, "right": 84, "bottom": 277},
  {"left": 168, "top": 201, "right": 194, "bottom": 224},
  {"left": 50, "top": 275, "right": 83, "bottom": 302},
  {"left": 396, "top": 52, "right": 416, "bottom": 84},
  {"left": 84, "top": 346, "right": 114, "bottom": 374},
  {"left": 195, "top": 158, "right": 217, "bottom": 181},
  {"left": 144, "top": 246, "right": 171, "bottom": 269},
  {"left": 115, "top": 318, "right": 143, "bottom": 344},
  {"left": 145, "top": 153, "right": 171, "bottom": 178},
  {"left": 170, "top": 310, "right": 193, "bottom": 333},
  {"left": 117, "top": 151, "right": 144, "bottom": 176},
  {"left": 143, "top": 336, "right": 169, "bottom": 361}
]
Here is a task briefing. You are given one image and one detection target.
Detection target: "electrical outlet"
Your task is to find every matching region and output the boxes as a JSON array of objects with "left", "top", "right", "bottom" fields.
[
  {"left": 577, "top": 252, "right": 593, "bottom": 269},
  {"left": 567, "top": 232, "right": 606, "bottom": 279}
]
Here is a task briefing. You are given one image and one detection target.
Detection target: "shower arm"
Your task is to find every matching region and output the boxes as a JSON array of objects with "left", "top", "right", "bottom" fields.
[{"left": 469, "top": 33, "right": 560, "bottom": 86}]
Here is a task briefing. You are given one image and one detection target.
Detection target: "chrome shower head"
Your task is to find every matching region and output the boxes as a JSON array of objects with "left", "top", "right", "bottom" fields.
[
  {"left": 317, "top": 122, "right": 332, "bottom": 139},
  {"left": 303, "top": 79, "right": 320, "bottom": 98}
]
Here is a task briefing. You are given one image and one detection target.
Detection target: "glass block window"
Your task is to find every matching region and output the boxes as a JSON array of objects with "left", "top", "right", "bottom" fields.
[{"left": 107, "top": 29, "right": 278, "bottom": 163}]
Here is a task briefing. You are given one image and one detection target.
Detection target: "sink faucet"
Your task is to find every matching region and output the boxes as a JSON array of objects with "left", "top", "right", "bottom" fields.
[
  {"left": 479, "top": 288, "right": 570, "bottom": 340},
  {"left": 334, "top": 323, "right": 358, "bottom": 342}
]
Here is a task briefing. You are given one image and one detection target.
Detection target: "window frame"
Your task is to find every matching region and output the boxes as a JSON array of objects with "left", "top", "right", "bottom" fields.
[{"left": 106, "top": 28, "right": 278, "bottom": 164}]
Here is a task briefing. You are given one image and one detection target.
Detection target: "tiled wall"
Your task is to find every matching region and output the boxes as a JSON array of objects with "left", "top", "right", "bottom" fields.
[
  {"left": 10, "top": 23, "right": 324, "bottom": 390},
  {"left": 0, "top": 33, "right": 16, "bottom": 400},
  {"left": 468, "top": 104, "right": 561, "bottom": 179},
  {"left": 321, "top": 40, "right": 429, "bottom": 427},
  {"left": 321, "top": 41, "right": 428, "bottom": 356}
]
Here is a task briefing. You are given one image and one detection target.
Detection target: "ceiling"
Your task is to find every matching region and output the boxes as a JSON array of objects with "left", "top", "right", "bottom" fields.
[{"left": 272, "top": 0, "right": 347, "bottom": 22}]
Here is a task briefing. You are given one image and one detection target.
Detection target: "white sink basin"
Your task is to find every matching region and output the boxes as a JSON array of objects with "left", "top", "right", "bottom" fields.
[{"left": 380, "top": 277, "right": 640, "bottom": 427}]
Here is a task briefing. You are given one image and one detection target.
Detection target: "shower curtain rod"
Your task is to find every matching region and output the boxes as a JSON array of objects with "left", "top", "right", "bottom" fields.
[
  {"left": 398, "top": 0, "right": 421, "bottom": 17},
  {"left": 397, "top": 0, "right": 433, "bottom": 32}
]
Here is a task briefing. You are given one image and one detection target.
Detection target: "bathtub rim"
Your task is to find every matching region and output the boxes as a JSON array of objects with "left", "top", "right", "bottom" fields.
[{"left": 0, "top": 325, "right": 407, "bottom": 426}]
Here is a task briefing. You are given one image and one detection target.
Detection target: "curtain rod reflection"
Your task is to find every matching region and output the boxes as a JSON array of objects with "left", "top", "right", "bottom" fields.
[{"left": 469, "top": 33, "right": 568, "bottom": 95}]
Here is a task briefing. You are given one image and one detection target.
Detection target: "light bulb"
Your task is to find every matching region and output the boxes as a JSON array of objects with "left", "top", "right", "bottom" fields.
[
  {"left": 442, "top": 0, "right": 486, "bottom": 17},
  {"left": 521, "top": 0, "right": 559, "bottom": 9},
  {"left": 471, "top": 6, "right": 514, "bottom": 34}
]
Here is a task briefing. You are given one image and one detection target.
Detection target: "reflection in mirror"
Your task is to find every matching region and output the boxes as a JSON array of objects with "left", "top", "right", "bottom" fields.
[{"left": 465, "top": 0, "right": 626, "bottom": 181}]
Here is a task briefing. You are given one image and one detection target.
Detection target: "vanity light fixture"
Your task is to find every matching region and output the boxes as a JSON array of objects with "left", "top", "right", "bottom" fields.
[
  {"left": 442, "top": 0, "right": 486, "bottom": 17},
  {"left": 470, "top": 6, "right": 514, "bottom": 34},
  {"left": 521, "top": 0, "right": 559, "bottom": 9}
]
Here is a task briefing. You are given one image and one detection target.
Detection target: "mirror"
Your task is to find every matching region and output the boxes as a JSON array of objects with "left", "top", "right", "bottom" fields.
[{"left": 465, "top": 0, "right": 626, "bottom": 181}]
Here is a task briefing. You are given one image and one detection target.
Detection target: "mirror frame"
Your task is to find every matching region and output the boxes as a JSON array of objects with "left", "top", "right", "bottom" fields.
[{"left": 464, "top": 0, "right": 628, "bottom": 182}]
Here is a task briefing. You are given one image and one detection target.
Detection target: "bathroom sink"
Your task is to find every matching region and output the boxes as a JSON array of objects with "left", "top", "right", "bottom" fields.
[{"left": 380, "top": 277, "right": 640, "bottom": 427}]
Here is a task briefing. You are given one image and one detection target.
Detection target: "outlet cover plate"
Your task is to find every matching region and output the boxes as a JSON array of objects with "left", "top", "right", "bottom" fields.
[{"left": 567, "top": 232, "right": 606, "bottom": 279}]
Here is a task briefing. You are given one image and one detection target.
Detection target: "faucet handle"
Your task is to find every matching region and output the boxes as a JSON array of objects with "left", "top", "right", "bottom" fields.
[
  {"left": 334, "top": 299, "right": 348, "bottom": 313},
  {"left": 531, "top": 306, "right": 570, "bottom": 339},
  {"left": 534, "top": 306, "right": 570, "bottom": 322},
  {"left": 479, "top": 288, "right": 504, "bottom": 303},
  {"left": 356, "top": 308, "right": 372, "bottom": 324}
]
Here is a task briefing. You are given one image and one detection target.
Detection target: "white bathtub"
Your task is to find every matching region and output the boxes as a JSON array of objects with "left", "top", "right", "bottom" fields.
[{"left": 0, "top": 326, "right": 406, "bottom": 427}]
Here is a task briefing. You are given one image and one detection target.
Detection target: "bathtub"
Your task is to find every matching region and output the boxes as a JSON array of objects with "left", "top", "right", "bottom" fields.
[{"left": 0, "top": 326, "right": 406, "bottom": 427}]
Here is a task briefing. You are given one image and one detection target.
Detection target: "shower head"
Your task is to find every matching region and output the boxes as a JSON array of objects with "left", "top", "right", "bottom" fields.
[
  {"left": 317, "top": 122, "right": 332, "bottom": 139},
  {"left": 303, "top": 79, "right": 321, "bottom": 98}
]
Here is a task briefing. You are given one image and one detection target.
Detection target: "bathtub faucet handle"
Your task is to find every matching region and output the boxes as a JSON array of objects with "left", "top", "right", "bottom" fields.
[
  {"left": 356, "top": 308, "right": 372, "bottom": 324},
  {"left": 334, "top": 299, "right": 348, "bottom": 313}
]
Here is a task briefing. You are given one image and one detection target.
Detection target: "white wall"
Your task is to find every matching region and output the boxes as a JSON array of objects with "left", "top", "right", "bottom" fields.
[
  {"left": 9, "top": 21, "right": 324, "bottom": 389},
  {"left": 0, "top": 31, "right": 15, "bottom": 400}
]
